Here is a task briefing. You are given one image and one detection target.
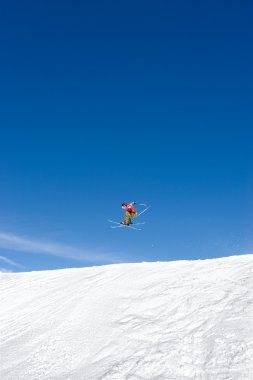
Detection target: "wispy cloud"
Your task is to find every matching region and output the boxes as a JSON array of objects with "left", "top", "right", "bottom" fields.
[
  {"left": 0, "top": 255, "right": 26, "bottom": 269},
  {"left": 0, "top": 268, "right": 13, "bottom": 273},
  {"left": 0, "top": 232, "right": 118, "bottom": 264}
]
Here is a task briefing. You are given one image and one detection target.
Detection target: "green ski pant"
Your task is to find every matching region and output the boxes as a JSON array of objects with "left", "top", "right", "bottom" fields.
[{"left": 124, "top": 212, "right": 138, "bottom": 225}]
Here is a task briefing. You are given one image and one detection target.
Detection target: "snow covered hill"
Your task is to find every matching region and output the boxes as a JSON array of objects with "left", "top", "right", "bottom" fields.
[{"left": 1, "top": 255, "right": 252, "bottom": 380}]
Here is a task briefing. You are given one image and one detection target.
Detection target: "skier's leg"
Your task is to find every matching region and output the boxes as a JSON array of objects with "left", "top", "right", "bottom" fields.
[
  {"left": 131, "top": 212, "right": 138, "bottom": 219},
  {"left": 128, "top": 212, "right": 137, "bottom": 225},
  {"left": 124, "top": 212, "right": 131, "bottom": 225}
]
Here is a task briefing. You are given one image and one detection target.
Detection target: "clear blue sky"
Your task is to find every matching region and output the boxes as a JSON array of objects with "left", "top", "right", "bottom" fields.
[{"left": 0, "top": 0, "right": 252, "bottom": 272}]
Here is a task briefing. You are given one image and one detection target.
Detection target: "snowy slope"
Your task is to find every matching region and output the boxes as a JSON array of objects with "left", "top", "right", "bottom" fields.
[{"left": 0, "top": 255, "right": 252, "bottom": 380}]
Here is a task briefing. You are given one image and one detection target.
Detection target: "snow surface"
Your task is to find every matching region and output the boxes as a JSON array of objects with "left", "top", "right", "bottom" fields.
[{"left": 1, "top": 255, "right": 253, "bottom": 380}]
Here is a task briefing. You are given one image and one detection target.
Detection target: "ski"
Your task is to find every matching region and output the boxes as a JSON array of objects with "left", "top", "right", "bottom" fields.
[
  {"left": 108, "top": 220, "right": 143, "bottom": 230},
  {"left": 108, "top": 219, "right": 145, "bottom": 226},
  {"left": 110, "top": 225, "right": 142, "bottom": 231},
  {"left": 108, "top": 219, "right": 122, "bottom": 225},
  {"left": 127, "top": 225, "right": 142, "bottom": 231},
  {"left": 136, "top": 206, "right": 150, "bottom": 218}
]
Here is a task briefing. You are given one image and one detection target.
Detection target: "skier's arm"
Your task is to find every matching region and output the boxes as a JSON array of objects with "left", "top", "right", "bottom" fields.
[{"left": 130, "top": 201, "right": 137, "bottom": 205}]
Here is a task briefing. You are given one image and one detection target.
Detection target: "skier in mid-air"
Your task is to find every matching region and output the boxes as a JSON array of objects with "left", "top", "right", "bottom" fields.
[
  {"left": 108, "top": 201, "right": 149, "bottom": 230},
  {"left": 121, "top": 202, "right": 138, "bottom": 226}
]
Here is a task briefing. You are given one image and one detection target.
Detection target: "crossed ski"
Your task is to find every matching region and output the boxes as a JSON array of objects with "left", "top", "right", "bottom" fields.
[
  {"left": 108, "top": 220, "right": 145, "bottom": 230},
  {"left": 108, "top": 205, "right": 150, "bottom": 231}
]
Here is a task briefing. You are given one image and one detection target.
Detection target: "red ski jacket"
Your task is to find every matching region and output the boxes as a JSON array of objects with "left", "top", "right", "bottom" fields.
[{"left": 123, "top": 204, "right": 137, "bottom": 213}]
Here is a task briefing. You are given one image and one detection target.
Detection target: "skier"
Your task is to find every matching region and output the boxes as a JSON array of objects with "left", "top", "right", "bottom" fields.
[{"left": 121, "top": 202, "right": 138, "bottom": 226}]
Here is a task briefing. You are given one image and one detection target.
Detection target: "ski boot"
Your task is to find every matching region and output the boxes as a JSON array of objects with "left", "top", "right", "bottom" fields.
[{"left": 120, "top": 220, "right": 133, "bottom": 226}]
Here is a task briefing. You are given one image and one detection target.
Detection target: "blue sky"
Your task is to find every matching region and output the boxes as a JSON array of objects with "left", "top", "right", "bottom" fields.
[{"left": 0, "top": 0, "right": 252, "bottom": 272}]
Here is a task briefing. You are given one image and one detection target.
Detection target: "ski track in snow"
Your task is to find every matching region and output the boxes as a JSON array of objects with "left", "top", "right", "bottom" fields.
[{"left": 0, "top": 255, "right": 253, "bottom": 380}]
